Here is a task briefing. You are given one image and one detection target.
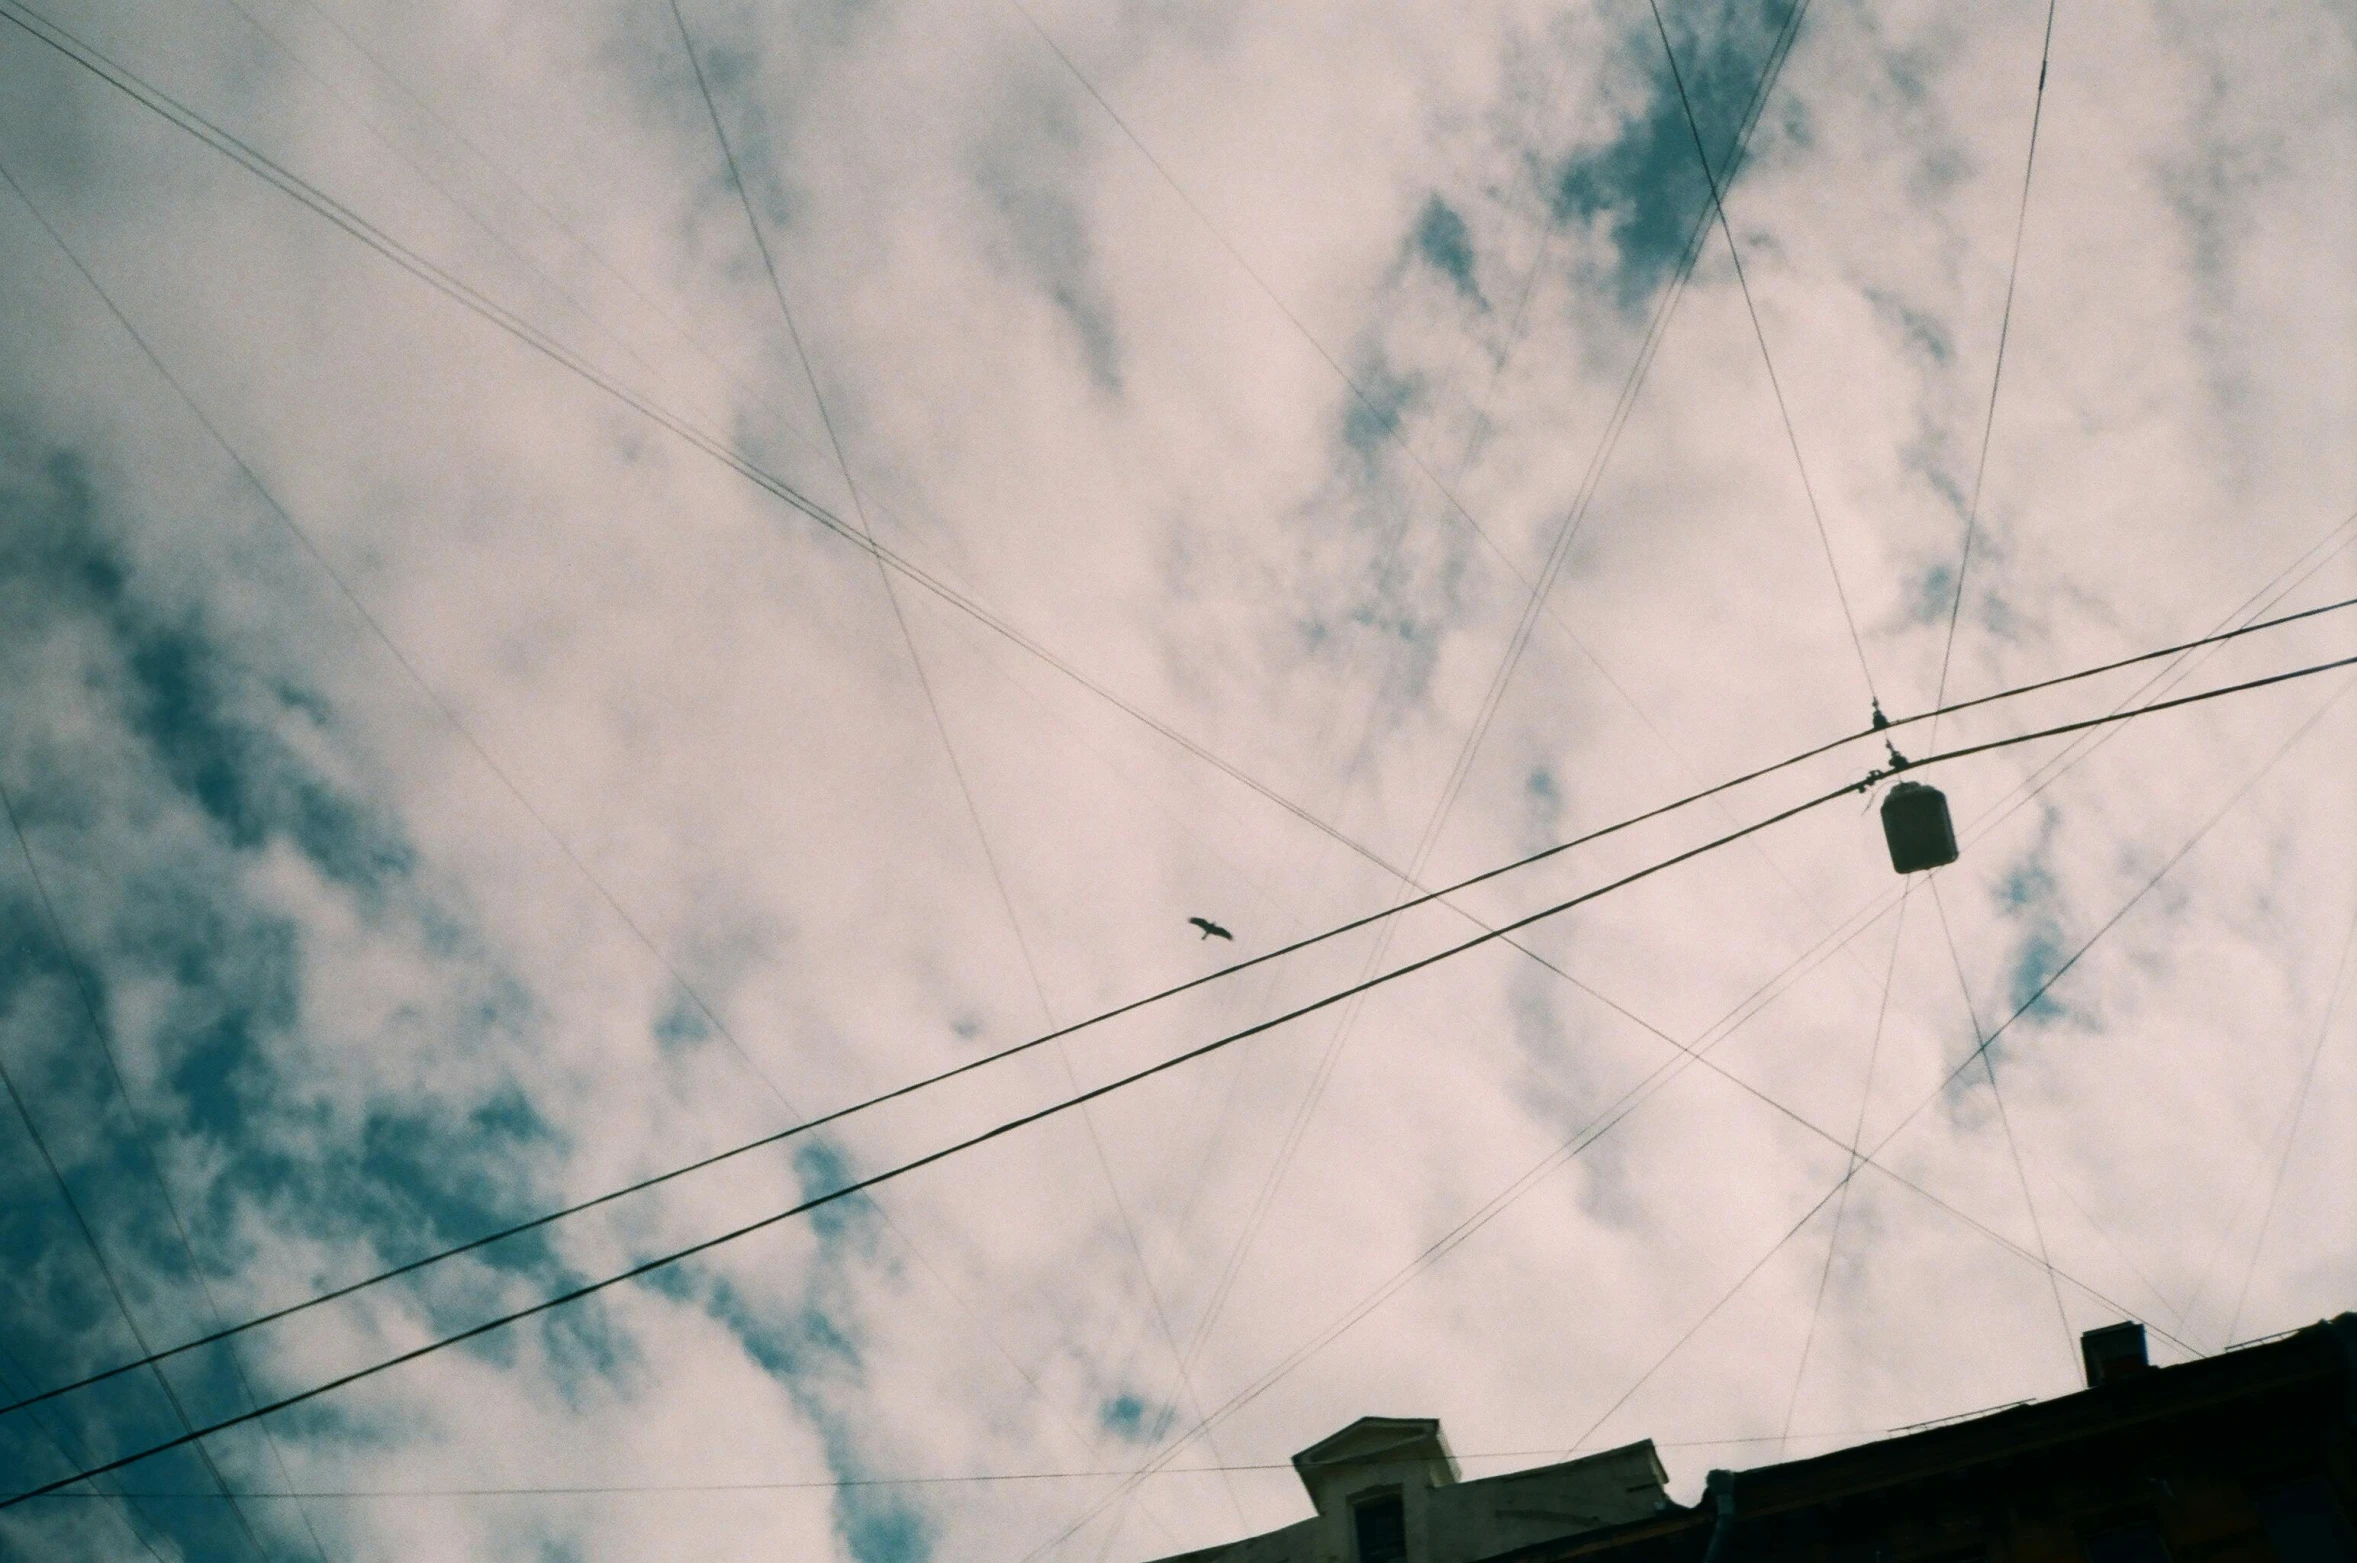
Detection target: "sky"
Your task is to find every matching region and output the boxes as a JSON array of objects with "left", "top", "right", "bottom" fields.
[{"left": 0, "top": 0, "right": 2352, "bottom": 1559}]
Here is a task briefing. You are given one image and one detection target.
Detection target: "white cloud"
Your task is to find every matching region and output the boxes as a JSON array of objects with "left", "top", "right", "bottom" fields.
[{"left": 0, "top": 0, "right": 2350, "bottom": 1559}]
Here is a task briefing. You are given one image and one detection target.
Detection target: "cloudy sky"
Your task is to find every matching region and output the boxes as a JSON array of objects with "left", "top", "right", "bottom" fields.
[{"left": 1, "top": 0, "right": 2352, "bottom": 1558}]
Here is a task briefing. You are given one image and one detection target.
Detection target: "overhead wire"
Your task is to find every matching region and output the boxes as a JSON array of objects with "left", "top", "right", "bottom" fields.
[
  {"left": 0, "top": 0, "right": 1451, "bottom": 906},
  {"left": 1927, "top": 873, "right": 2074, "bottom": 1369},
  {"left": 9, "top": 0, "right": 2338, "bottom": 1537},
  {"left": 1872, "top": 677, "right": 2357, "bottom": 1166},
  {"left": 665, "top": 0, "right": 1245, "bottom": 1526},
  {"left": 17, "top": 0, "right": 2322, "bottom": 1280},
  {"left": 1948, "top": 518, "right": 2357, "bottom": 885},
  {"left": 6, "top": 1426, "right": 1950, "bottom": 1501},
  {"left": 206, "top": 0, "right": 809, "bottom": 465},
  {"left": 9, "top": 58, "right": 2347, "bottom": 1442},
  {"left": 2172, "top": 891, "right": 2356, "bottom": 1338},
  {"left": 0, "top": 786, "right": 278, "bottom": 1563},
  {"left": 1397, "top": 0, "right": 1817, "bottom": 900},
  {"left": 989, "top": 2, "right": 1842, "bottom": 1106},
  {"left": 1776, "top": 885, "right": 1908, "bottom": 1456},
  {"left": 0, "top": 118, "right": 1183, "bottom": 1550},
  {"left": 0, "top": 181, "right": 338, "bottom": 1558},
  {"left": 0, "top": 740, "right": 1881, "bottom": 1508},
  {"left": 1647, "top": 0, "right": 1878, "bottom": 709},
  {"left": 0, "top": 52, "right": 1204, "bottom": 1550},
  {"left": 0, "top": 1064, "right": 224, "bottom": 1562},
  {"left": 272, "top": 0, "right": 836, "bottom": 452},
  {"left": 1152, "top": 0, "right": 1823, "bottom": 1433},
  {"left": 10, "top": 651, "right": 2351, "bottom": 1510},
  {"left": 1019, "top": 657, "right": 2352, "bottom": 1556},
  {"left": 1772, "top": 514, "right": 2357, "bottom": 1347},
  {"left": 1561, "top": 671, "right": 2350, "bottom": 1460},
  {"left": 1931, "top": 0, "right": 2062, "bottom": 739},
  {"left": 1079, "top": 504, "right": 2357, "bottom": 1508},
  {"left": 2220, "top": 901, "right": 2357, "bottom": 1346},
  {"left": 0, "top": 1348, "right": 171, "bottom": 1562},
  {"left": 7, "top": 606, "right": 2349, "bottom": 1425}
]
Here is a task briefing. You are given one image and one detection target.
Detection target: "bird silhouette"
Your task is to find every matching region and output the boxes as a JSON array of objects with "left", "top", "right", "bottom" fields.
[{"left": 1188, "top": 917, "right": 1233, "bottom": 941}]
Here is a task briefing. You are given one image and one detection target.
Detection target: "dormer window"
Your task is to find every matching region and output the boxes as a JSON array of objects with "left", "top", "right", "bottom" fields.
[{"left": 1353, "top": 1491, "right": 1407, "bottom": 1563}]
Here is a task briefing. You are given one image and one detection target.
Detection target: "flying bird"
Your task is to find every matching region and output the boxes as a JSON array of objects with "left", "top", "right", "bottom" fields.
[{"left": 1188, "top": 917, "right": 1233, "bottom": 942}]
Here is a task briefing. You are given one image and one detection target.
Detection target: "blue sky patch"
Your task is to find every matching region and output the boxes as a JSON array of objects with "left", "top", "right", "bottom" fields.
[
  {"left": 1413, "top": 195, "right": 1484, "bottom": 304},
  {"left": 1343, "top": 362, "right": 1421, "bottom": 460},
  {"left": 1554, "top": 0, "right": 1800, "bottom": 314}
]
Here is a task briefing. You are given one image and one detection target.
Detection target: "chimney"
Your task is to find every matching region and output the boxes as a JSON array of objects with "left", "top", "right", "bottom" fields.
[{"left": 2081, "top": 1322, "right": 2149, "bottom": 1387}]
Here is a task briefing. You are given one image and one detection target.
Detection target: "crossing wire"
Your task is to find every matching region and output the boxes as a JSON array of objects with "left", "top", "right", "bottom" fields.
[
  {"left": 0, "top": 788, "right": 278, "bottom": 1563},
  {"left": 0, "top": 64, "right": 1203, "bottom": 1549},
  {"left": 0, "top": 0, "right": 1440, "bottom": 902},
  {"left": 664, "top": 0, "right": 1248, "bottom": 1525},
  {"left": 1028, "top": 511, "right": 2357, "bottom": 1542},
  {"left": 2171, "top": 890, "right": 2357, "bottom": 1337},
  {"left": 0, "top": 1056, "right": 251, "bottom": 1560},
  {"left": 1558, "top": 673, "right": 2351, "bottom": 1461},
  {"left": 2221, "top": 902, "right": 2357, "bottom": 1346},
  {"left": 1060, "top": 525, "right": 2357, "bottom": 1537},
  {"left": 1157, "top": 0, "right": 1824, "bottom": 1425},
  {"left": 1776, "top": 885, "right": 1909, "bottom": 1456},
  {"left": 0, "top": 1348, "right": 171, "bottom": 1561},
  {"left": 5, "top": 604, "right": 2350, "bottom": 1425},
  {"left": 1649, "top": 0, "right": 1878, "bottom": 708},
  {"left": 7, "top": 649, "right": 2352, "bottom": 1511},
  {"left": 1929, "top": 874, "right": 2075, "bottom": 1369},
  {"left": 1932, "top": 0, "right": 2062, "bottom": 736},
  {"left": 1032, "top": 667, "right": 2351, "bottom": 1555}
]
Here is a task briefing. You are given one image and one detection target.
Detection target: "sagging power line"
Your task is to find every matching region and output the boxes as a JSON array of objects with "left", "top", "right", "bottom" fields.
[
  {"left": 4, "top": 609, "right": 2349, "bottom": 1426},
  {"left": 5, "top": 647, "right": 2350, "bottom": 1511}
]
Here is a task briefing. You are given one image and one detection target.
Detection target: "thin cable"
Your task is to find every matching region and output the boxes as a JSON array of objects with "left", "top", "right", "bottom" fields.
[
  {"left": 10, "top": 624, "right": 2348, "bottom": 1423},
  {"left": 0, "top": 0, "right": 1438, "bottom": 899},
  {"left": 0, "top": 33, "right": 802, "bottom": 1123},
  {"left": 1946, "top": 520, "right": 2357, "bottom": 880},
  {"left": 0, "top": 790, "right": 275, "bottom": 1563},
  {"left": 0, "top": 1072, "right": 266, "bottom": 1558},
  {"left": 1867, "top": 674, "right": 2357, "bottom": 1167},
  {"left": 274, "top": 0, "right": 833, "bottom": 450},
  {"left": 16, "top": 654, "right": 2344, "bottom": 1510},
  {"left": 1567, "top": 1171, "right": 1852, "bottom": 1459},
  {"left": 1, "top": 127, "right": 1203, "bottom": 1546},
  {"left": 1777, "top": 886, "right": 1908, "bottom": 1455},
  {"left": 1648, "top": 0, "right": 1876, "bottom": 707},
  {"left": 1932, "top": 0, "right": 2061, "bottom": 736},
  {"left": 0, "top": 125, "right": 823, "bottom": 1118},
  {"left": 210, "top": 0, "right": 806, "bottom": 463},
  {"left": 10, "top": 1430, "right": 1925, "bottom": 1500},
  {"left": 1022, "top": 672, "right": 2347, "bottom": 1552},
  {"left": 0, "top": 132, "right": 1292, "bottom": 1542},
  {"left": 0, "top": 1349, "right": 171, "bottom": 1561},
  {"left": 667, "top": 2, "right": 1244, "bottom": 1523},
  {"left": 1400, "top": 0, "right": 1817, "bottom": 894},
  {"left": 0, "top": 177, "right": 347, "bottom": 1554},
  {"left": 1188, "top": 665, "right": 2347, "bottom": 1522},
  {"left": 0, "top": 729, "right": 1879, "bottom": 1507},
  {"left": 998, "top": 0, "right": 1527, "bottom": 588},
  {"left": 1929, "top": 874, "right": 2074, "bottom": 1369},
  {"left": 1566, "top": 738, "right": 2320, "bottom": 1466},
  {"left": 2221, "top": 901, "right": 2357, "bottom": 1345},
  {"left": 2174, "top": 893, "right": 2357, "bottom": 1336},
  {"left": 1162, "top": 3, "right": 1826, "bottom": 1401},
  {"left": 0, "top": 768, "right": 328, "bottom": 1562},
  {"left": 18, "top": 0, "right": 2327, "bottom": 975}
]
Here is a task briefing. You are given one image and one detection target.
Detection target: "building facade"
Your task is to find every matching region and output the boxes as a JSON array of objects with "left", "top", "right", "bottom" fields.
[{"left": 1145, "top": 1315, "right": 2357, "bottom": 1563}]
